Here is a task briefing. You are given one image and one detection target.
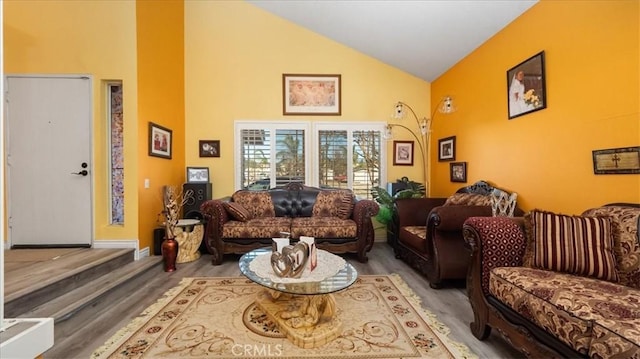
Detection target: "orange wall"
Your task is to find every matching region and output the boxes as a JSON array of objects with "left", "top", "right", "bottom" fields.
[
  {"left": 431, "top": 0, "right": 639, "bottom": 214},
  {"left": 136, "top": 0, "right": 185, "bottom": 251}
]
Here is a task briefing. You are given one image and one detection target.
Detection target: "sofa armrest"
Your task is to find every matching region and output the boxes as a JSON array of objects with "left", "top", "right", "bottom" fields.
[
  {"left": 395, "top": 197, "right": 447, "bottom": 227},
  {"left": 351, "top": 198, "right": 380, "bottom": 260},
  {"left": 462, "top": 216, "right": 526, "bottom": 340},
  {"left": 462, "top": 216, "right": 526, "bottom": 295},
  {"left": 199, "top": 199, "right": 230, "bottom": 258},
  {"left": 428, "top": 205, "right": 493, "bottom": 231},
  {"left": 353, "top": 198, "right": 379, "bottom": 219}
]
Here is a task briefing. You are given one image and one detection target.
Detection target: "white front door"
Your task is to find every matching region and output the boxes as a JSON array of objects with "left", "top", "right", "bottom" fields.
[{"left": 5, "top": 75, "right": 93, "bottom": 247}]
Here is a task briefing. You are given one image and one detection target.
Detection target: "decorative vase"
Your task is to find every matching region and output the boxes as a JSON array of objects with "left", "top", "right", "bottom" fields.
[{"left": 161, "top": 237, "right": 179, "bottom": 272}]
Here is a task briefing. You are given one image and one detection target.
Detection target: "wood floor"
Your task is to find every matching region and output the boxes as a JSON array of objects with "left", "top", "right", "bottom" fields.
[{"left": 8, "top": 243, "right": 523, "bottom": 358}]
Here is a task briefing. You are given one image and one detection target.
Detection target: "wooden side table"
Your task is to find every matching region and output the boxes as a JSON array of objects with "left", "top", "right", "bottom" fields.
[{"left": 173, "top": 219, "right": 204, "bottom": 263}]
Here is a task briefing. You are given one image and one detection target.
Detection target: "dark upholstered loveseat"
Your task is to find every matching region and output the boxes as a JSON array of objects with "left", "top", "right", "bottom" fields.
[
  {"left": 394, "top": 180, "right": 521, "bottom": 288},
  {"left": 463, "top": 204, "right": 640, "bottom": 358},
  {"left": 201, "top": 183, "right": 379, "bottom": 265}
]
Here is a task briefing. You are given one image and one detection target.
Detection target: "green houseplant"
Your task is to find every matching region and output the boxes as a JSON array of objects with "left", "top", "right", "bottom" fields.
[{"left": 370, "top": 177, "right": 425, "bottom": 226}]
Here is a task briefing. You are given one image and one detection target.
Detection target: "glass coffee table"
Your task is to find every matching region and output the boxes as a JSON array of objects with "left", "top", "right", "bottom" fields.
[{"left": 239, "top": 247, "right": 358, "bottom": 348}]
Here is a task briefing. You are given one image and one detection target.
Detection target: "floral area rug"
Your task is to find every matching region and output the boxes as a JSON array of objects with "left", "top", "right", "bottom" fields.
[{"left": 91, "top": 274, "right": 476, "bottom": 359}]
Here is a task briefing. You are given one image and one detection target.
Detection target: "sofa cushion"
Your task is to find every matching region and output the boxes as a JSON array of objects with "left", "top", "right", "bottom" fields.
[
  {"left": 490, "top": 266, "right": 640, "bottom": 356},
  {"left": 290, "top": 217, "right": 357, "bottom": 238},
  {"left": 398, "top": 226, "right": 427, "bottom": 253},
  {"left": 523, "top": 210, "right": 619, "bottom": 282},
  {"left": 231, "top": 191, "right": 275, "bottom": 219},
  {"left": 590, "top": 318, "right": 640, "bottom": 358},
  {"left": 223, "top": 202, "right": 252, "bottom": 222},
  {"left": 582, "top": 205, "right": 640, "bottom": 289},
  {"left": 490, "top": 267, "right": 592, "bottom": 354},
  {"left": 312, "top": 190, "right": 354, "bottom": 219},
  {"left": 222, "top": 217, "right": 291, "bottom": 238},
  {"left": 443, "top": 193, "right": 492, "bottom": 206}
]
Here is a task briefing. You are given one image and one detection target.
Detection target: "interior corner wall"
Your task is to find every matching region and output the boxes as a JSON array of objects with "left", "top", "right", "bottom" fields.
[
  {"left": 3, "top": 1, "right": 140, "bottom": 240},
  {"left": 431, "top": 0, "right": 639, "bottom": 213},
  {"left": 136, "top": 0, "right": 185, "bottom": 252},
  {"left": 184, "top": 1, "right": 432, "bottom": 199}
]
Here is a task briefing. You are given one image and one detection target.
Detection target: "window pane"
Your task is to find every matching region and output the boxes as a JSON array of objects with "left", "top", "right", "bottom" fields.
[
  {"left": 318, "top": 130, "right": 348, "bottom": 189},
  {"left": 353, "top": 131, "right": 381, "bottom": 198},
  {"left": 241, "top": 129, "right": 271, "bottom": 190},
  {"left": 109, "top": 83, "right": 124, "bottom": 225},
  {"left": 275, "top": 129, "right": 305, "bottom": 183}
]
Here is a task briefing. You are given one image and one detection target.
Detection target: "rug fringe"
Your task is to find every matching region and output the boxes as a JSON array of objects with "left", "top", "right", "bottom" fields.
[
  {"left": 388, "top": 273, "right": 478, "bottom": 359},
  {"left": 90, "top": 277, "right": 195, "bottom": 359}
]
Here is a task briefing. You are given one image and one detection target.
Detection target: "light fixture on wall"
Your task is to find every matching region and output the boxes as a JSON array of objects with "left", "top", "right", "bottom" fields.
[{"left": 386, "top": 96, "right": 456, "bottom": 191}]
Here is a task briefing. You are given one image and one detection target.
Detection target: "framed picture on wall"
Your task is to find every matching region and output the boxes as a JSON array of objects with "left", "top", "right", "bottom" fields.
[
  {"left": 148, "top": 122, "right": 172, "bottom": 159},
  {"left": 283, "top": 74, "right": 341, "bottom": 115},
  {"left": 186, "top": 167, "right": 210, "bottom": 183},
  {"left": 592, "top": 146, "right": 640, "bottom": 174},
  {"left": 450, "top": 162, "right": 467, "bottom": 183},
  {"left": 507, "top": 51, "right": 547, "bottom": 119},
  {"left": 199, "top": 140, "right": 220, "bottom": 158},
  {"left": 393, "top": 141, "right": 414, "bottom": 166},
  {"left": 438, "top": 136, "right": 456, "bottom": 161}
]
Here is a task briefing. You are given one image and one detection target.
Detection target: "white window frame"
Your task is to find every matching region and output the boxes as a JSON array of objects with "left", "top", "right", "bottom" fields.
[
  {"left": 313, "top": 121, "right": 387, "bottom": 194},
  {"left": 235, "top": 121, "right": 311, "bottom": 191},
  {"left": 235, "top": 120, "right": 387, "bottom": 195}
]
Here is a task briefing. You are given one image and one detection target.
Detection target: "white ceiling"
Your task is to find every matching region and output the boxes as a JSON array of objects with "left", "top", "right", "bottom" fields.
[{"left": 248, "top": 0, "right": 538, "bottom": 82}]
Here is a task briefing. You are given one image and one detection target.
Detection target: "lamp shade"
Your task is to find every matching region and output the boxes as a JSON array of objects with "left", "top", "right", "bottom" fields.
[{"left": 439, "top": 96, "right": 456, "bottom": 114}]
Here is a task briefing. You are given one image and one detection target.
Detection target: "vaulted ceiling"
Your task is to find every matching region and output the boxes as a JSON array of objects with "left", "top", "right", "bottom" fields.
[{"left": 248, "top": 0, "right": 538, "bottom": 82}]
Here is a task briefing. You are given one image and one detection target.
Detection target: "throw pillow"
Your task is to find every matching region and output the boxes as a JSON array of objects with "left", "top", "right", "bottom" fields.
[
  {"left": 582, "top": 205, "right": 640, "bottom": 289},
  {"left": 312, "top": 190, "right": 354, "bottom": 218},
  {"left": 443, "top": 193, "right": 492, "bottom": 206},
  {"left": 337, "top": 193, "right": 355, "bottom": 220},
  {"left": 523, "top": 209, "right": 619, "bottom": 282},
  {"left": 223, "top": 202, "right": 252, "bottom": 222}
]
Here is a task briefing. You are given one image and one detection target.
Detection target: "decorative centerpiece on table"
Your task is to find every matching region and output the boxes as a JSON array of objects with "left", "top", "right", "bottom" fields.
[
  {"left": 160, "top": 185, "right": 193, "bottom": 272},
  {"left": 251, "top": 236, "right": 343, "bottom": 283},
  {"left": 270, "top": 236, "right": 317, "bottom": 278}
]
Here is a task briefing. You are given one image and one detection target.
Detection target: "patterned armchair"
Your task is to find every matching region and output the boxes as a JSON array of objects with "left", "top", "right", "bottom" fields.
[{"left": 463, "top": 203, "right": 640, "bottom": 358}]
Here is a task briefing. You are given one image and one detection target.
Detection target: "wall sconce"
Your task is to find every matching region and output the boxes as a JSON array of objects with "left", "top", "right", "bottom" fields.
[{"left": 387, "top": 96, "right": 456, "bottom": 191}]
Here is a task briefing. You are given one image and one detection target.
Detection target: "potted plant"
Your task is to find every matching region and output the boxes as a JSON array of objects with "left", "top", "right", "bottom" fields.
[{"left": 371, "top": 177, "right": 425, "bottom": 246}]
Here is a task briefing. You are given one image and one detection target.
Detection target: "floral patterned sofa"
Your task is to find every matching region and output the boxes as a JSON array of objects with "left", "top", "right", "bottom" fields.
[
  {"left": 463, "top": 203, "right": 640, "bottom": 358},
  {"left": 200, "top": 183, "right": 379, "bottom": 265}
]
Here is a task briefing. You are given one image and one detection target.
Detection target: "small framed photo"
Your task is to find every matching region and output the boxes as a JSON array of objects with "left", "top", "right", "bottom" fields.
[
  {"left": 438, "top": 136, "right": 456, "bottom": 161},
  {"left": 450, "top": 162, "right": 467, "bottom": 183},
  {"left": 592, "top": 146, "right": 640, "bottom": 174},
  {"left": 507, "top": 51, "right": 547, "bottom": 119},
  {"left": 199, "top": 140, "right": 220, "bottom": 158},
  {"left": 186, "top": 167, "right": 210, "bottom": 183},
  {"left": 393, "top": 141, "right": 414, "bottom": 166},
  {"left": 148, "top": 122, "right": 172, "bottom": 159},
  {"left": 283, "top": 74, "right": 341, "bottom": 115}
]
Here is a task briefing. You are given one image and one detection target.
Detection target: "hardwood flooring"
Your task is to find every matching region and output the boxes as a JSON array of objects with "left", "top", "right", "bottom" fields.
[{"left": 34, "top": 243, "right": 523, "bottom": 358}]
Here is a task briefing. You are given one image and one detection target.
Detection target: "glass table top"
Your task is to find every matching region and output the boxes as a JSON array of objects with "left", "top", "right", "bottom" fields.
[{"left": 239, "top": 247, "right": 358, "bottom": 295}]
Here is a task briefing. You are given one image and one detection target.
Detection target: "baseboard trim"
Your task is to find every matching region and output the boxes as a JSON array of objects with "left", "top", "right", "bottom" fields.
[
  {"left": 93, "top": 239, "right": 144, "bottom": 260},
  {"left": 138, "top": 247, "right": 150, "bottom": 259}
]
